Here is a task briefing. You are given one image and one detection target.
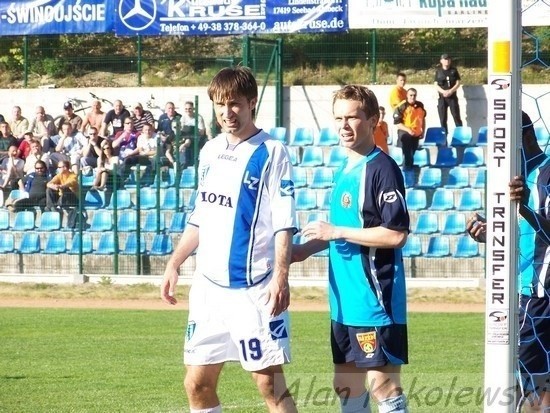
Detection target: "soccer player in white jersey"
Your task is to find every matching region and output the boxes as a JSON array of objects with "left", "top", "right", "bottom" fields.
[{"left": 161, "top": 66, "right": 298, "bottom": 413}]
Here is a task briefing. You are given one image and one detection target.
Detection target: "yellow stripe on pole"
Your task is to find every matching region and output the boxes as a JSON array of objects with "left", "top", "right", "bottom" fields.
[{"left": 493, "top": 41, "right": 511, "bottom": 73}]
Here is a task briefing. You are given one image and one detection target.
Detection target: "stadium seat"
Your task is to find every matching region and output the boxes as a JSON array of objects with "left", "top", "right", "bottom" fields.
[
  {"left": 84, "top": 189, "right": 106, "bottom": 209},
  {"left": 429, "top": 188, "right": 455, "bottom": 211},
  {"left": 18, "top": 232, "right": 41, "bottom": 254},
  {"left": 168, "top": 212, "right": 187, "bottom": 233},
  {"left": 179, "top": 168, "right": 196, "bottom": 189},
  {"left": 81, "top": 170, "right": 96, "bottom": 187},
  {"left": 457, "top": 189, "right": 483, "bottom": 211},
  {"left": 424, "top": 236, "right": 451, "bottom": 258},
  {"left": 309, "top": 167, "right": 333, "bottom": 189},
  {"left": 293, "top": 167, "right": 308, "bottom": 188},
  {"left": 413, "top": 212, "right": 439, "bottom": 235},
  {"left": 402, "top": 235, "right": 422, "bottom": 258},
  {"left": 287, "top": 146, "right": 300, "bottom": 166},
  {"left": 37, "top": 211, "right": 61, "bottom": 231},
  {"left": 459, "top": 147, "right": 485, "bottom": 167},
  {"left": 107, "top": 189, "right": 132, "bottom": 210},
  {"left": 12, "top": 210, "right": 35, "bottom": 231},
  {"left": 88, "top": 210, "right": 113, "bottom": 232},
  {"left": 138, "top": 188, "right": 158, "bottom": 210},
  {"left": 416, "top": 168, "right": 442, "bottom": 189},
  {"left": 161, "top": 187, "right": 184, "bottom": 210},
  {"left": 0, "top": 209, "right": 10, "bottom": 230},
  {"left": 143, "top": 210, "right": 166, "bottom": 233},
  {"left": 316, "top": 127, "right": 339, "bottom": 146},
  {"left": 7, "top": 189, "right": 29, "bottom": 204},
  {"left": 152, "top": 168, "right": 175, "bottom": 188},
  {"left": 149, "top": 234, "right": 174, "bottom": 255},
  {"left": 300, "top": 146, "right": 324, "bottom": 167},
  {"left": 295, "top": 188, "right": 318, "bottom": 210},
  {"left": 450, "top": 126, "right": 473, "bottom": 147},
  {"left": 69, "top": 233, "right": 93, "bottom": 255},
  {"left": 413, "top": 148, "right": 431, "bottom": 168},
  {"left": 326, "top": 146, "right": 347, "bottom": 168},
  {"left": 306, "top": 211, "right": 329, "bottom": 224},
  {"left": 433, "top": 147, "right": 458, "bottom": 168},
  {"left": 117, "top": 210, "right": 138, "bottom": 232},
  {"left": 186, "top": 190, "right": 198, "bottom": 212},
  {"left": 476, "top": 126, "right": 488, "bottom": 146},
  {"left": 43, "top": 232, "right": 67, "bottom": 254},
  {"left": 454, "top": 235, "right": 480, "bottom": 258},
  {"left": 0, "top": 233, "right": 15, "bottom": 253},
  {"left": 389, "top": 146, "right": 403, "bottom": 166},
  {"left": 405, "top": 189, "right": 427, "bottom": 211},
  {"left": 269, "top": 127, "right": 287, "bottom": 143},
  {"left": 441, "top": 212, "right": 467, "bottom": 235},
  {"left": 289, "top": 127, "right": 314, "bottom": 146},
  {"left": 444, "top": 167, "right": 470, "bottom": 189},
  {"left": 95, "top": 232, "right": 117, "bottom": 255},
  {"left": 319, "top": 190, "right": 331, "bottom": 210},
  {"left": 121, "top": 232, "right": 146, "bottom": 255},
  {"left": 472, "top": 167, "right": 486, "bottom": 189},
  {"left": 422, "top": 127, "right": 447, "bottom": 146}
]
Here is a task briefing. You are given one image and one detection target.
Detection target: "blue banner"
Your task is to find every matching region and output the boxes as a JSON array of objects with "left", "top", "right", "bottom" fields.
[
  {"left": 0, "top": 0, "right": 114, "bottom": 35},
  {"left": 114, "top": 0, "right": 347, "bottom": 36}
]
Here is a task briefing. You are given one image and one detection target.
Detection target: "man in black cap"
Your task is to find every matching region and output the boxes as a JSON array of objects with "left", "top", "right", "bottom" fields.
[
  {"left": 55, "top": 101, "right": 83, "bottom": 132},
  {"left": 434, "top": 53, "right": 463, "bottom": 135}
]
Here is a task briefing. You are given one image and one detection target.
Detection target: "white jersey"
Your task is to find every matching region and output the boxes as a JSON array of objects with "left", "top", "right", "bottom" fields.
[{"left": 188, "top": 129, "right": 297, "bottom": 288}]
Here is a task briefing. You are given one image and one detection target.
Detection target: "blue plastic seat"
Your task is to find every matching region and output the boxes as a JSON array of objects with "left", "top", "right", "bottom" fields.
[
  {"left": 402, "top": 235, "right": 422, "bottom": 258},
  {"left": 161, "top": 187, "right": 184, "bottom": 210},
  {"left": 12, "top": 210, "right": 35, "bottom": 231},
  {"left": 287, "top": 146, "right": 300, "bottom": 166},
  {"left": 441, "top": 212, "right": 467, "bottom": 235},
  {"left": 295, "top": 188, "right": 318, "bottom": 210},
  {"left": 444, "top": 167, "right": 470, "bottom": 189},
  {"left": 121, "top": 233, "right": 146, "bottom": 255},
  {"left": 413, "top": 148, "right": 431, "bottom": 168},
  {"left": 429, "top": 188, "right": 455, "bottom": 211},
  {"left": 37, "top": 211, "right": 61, "bottom": 231},
  {"left": 139, "top": 188, "right": 159, "bottom": 210},
  {"left": 416, "top": 168, "right": 442, "bottom": 189},
  {"left": 300, "top": 147, "right": 324, "bottom": 167},
  {"left": 460, "top": 147, "right": 485, "bottom": 167},
  {"left": 179, "top": 168, "right": 196, "bottom": 189},
  {"left": 289, "top": 127, "right": 314, "bottom": 146},
  {"left": 472, "top": 167, "right": 486, "bottom": 189},
  {"left": 424, "top": 236, "right": 451, "bottom": 258},
  {"left": 149, "top": 234, "right": 174, "bottom": 255},
  {"left": 43, "top": 232, "right": 67, "bottom": 254},
  {"left": 168, "top": 212, "right": 187, "bottom": 233},
  {"left": 81, "top": 171, "right": 96, "bottom": 187},
  {"left": 18, "top": 232, "right": 41, "bottom": 254},
  {"left": 84, "top": 189, "right": 106, "bottom": 209},
  {"left": 306, "top": 211, "right": 329, "bottom": 224},
  {"left": 69, "top": 233, "right": 93, "bottom": 255},
  {"left": 326, "top": 146, "right": 346, "bottom": 168},
  {"left": 457, "top": 189, "right": 483, "bottom": 211},
  {"left": 269, "top": 127, "right": 287, "bottom": 143},
  {"left": 319, "top": 190, "right": 331, "bottom": 210},
  {"left": 117, "top": 210, "right": 138, "bottom": 232},
  {"left": 293, "top": 167, "right": 308, "bottom": 188},
  {"left": 143, "top": 210, "right": 166, "bottom": 233},
  {"left": 95, "top": 232, "right": 117, "bottom": 255},
  {"left": 0, "top": 209, "right": 10, "bottom": 230},
  {"left": 405, "top": 189, "right": 427, "bottom": 211},
  {"left": 316, "top": 127, "right": 339, "bottom": 146},
  {"left": 422, "top": 127, "right": 447, "bottom": 146},
  {"left": 454, "top": 235, "right": 480, "bottom": 258},
  {"left": 433, "top": 147, "right": 458, "bottom": 168},
  {"left": 152, "top": 168, "right": 175, "bottom": 189},
  {"left": 309, "top": 167, "right": 333, "bottom": 189},
  {"left": 186, "top": 190, "right": 198, "bottom": 212},
  {"left": 389, "top": 146, "right": 403, "bottom": 166},
  {"left": 413, "top": 212, "right": 439, "bottom": 235},
  {"left": 0, "top": 233, "right": 15, "bottom": 253},
  {"left": 88, "top": 210, "right": 113, "bottom": 232},
  {"left": 107, "top": 189, "right": 132, "bottom": 210},
  {"left": 476, "top": 126, "right": 488, "bottom": 146},
  {"left": 7, "top": 189, "right": 29, "bottom": 203},
  {"left": 450, "top": 126, "right": 473, "bottom": 147}
]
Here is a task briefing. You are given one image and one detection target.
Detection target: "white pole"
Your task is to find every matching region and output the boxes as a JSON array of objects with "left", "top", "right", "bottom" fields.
[{"left": 484, "top": 0, "right": 521, "bottom": 411}]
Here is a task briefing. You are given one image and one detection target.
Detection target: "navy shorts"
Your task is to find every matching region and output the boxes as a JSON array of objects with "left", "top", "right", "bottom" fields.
[
  {"left": 519, "top": 295, "right": 550, "bottom": 393},
  {"left": 331, "top": 321, "right": 408, "bottom": 368}
]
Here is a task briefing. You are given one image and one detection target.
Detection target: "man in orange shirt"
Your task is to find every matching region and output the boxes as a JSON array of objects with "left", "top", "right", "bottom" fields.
[
  {"left": 45, "top": 160, "right": 79, "bottom": 211},
  {"left": 389, "top": 72, "right": 407, "bottom": 111},
  {"left": 373, "top": 106, "right": 389, "bottom": 154},
  {"left": 393, "top": 88, "right": 426, "bottom": 171}
]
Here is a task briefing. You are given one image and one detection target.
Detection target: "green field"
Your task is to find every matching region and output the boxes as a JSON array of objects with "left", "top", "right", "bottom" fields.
[{"left": 0, "top": 308, "right": 486, "bottom": 413}]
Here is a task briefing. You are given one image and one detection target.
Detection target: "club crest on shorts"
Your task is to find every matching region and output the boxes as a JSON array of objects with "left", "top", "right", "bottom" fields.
[
  {"left": 356, "top": 331, "right": 376, "bottom": 355},
  {"left": 341, "top": 192, "right": 352, "bottom": 208},
  {"left": 185, "top": 321, "right": 196, "bottom": 342},
  {"left": 269, "top": 319, "right": 288, "bottom": 340}
]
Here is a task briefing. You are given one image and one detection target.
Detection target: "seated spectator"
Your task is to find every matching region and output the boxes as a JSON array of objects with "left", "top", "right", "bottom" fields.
[
  {"left": 80, "top": 100, "right": 105, "bottom": 135},
  {"left": 92, "top": 141, "right": 119, "bottom": 191},
  {"left": 131, "top": 102, "right": 155, "bottom": 133},
  {"left": 159, "top": 131, "right": 176, "bottom": 169},
  {"left": 0, "top": 122, "right": 19, "bottom": 162},
  {"left": 49, "top": 123, "right": 87, "bottom": 174},
  {"left": 79, "top": 127, "right": 104, "bottom": 174},
  {"left": 13, "top": 160, "right": 50, "bottom": 212},
  {"left": 17, "top": 132, "right": 35, "bottom": 160},
  {"left": 157, "top": 101, "right": 181, "bottom": 139},
  {"left": 56, "top": 101, "right": 83, "bottom": 132},
  {"left": 120, "top": 122, "right": 157, "bottom": 185},
  {"left": 101, "top": 99, "right": 130, "bottom": 138},
  {"left": 24, "top": 139, "right": 51, "bottom": 175},
  {"left": 46, "top": 160, "right": 78, "bottom": 212},
  {"left": 30, "top": 106, "right": 56, "bottom": 151},
  {"left": 112, "top": 118, "right": 138, "bottom": 159},
  {"left": 10, "top": 106, "right": 30, "bottom": 140},
  {"left": 0, "top": 145, "right": 25, "bottom": 199},
  {"left": 0, "top": 113, "right": 4, "bottom": 123}
]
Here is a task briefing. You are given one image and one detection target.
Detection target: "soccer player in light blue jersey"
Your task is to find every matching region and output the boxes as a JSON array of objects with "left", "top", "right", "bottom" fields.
[
  {"left": 294, "top": 84, "right": 410, "bottom": 413},
  {"left": 161, "top": 66, "right": 298, "bottom": 413}
]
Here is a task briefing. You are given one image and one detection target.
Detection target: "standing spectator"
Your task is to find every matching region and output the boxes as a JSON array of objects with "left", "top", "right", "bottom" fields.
[
  {"left": 181, "top": 100, "right": 207, "bottom": 167},
  {"left": 46, "top": 160, "right": 78, "bottom": 212},
  {"left": 389, "top": 72, "right": 407, "bottom": 111},
  {"left": 80, "top": 100, "right": 105, "bottom": 135},
  {"left": 130, "top": 102, "right": 155, "bottom": 133},
  {"left": 434, "top": 53, "right": 463, "bottom": 135},
  {"left": 10, "top": 106, "right": 30, "bottom": 140},
  {"left": 13, "top": 160, "right": 50, "bottom": 212},
  {"left": 80, "top": 127, "right": 104, "bottom": 173},
  {"left": 56, "top": 101, "right": 83, "bottom": 132},
  {"left": 160, "top": 66, "right": 298, "bottom": 413},
  {"left": 30, "top": 106, "right": 56, "bottom": 151},
  {"left": 293, "top": 84, "right": 410, "bottom": 413},
  {"left": 0, "top": 145, "right": 25, "bottom": 198},
  {"left": 24, "top": 140, "right": 51, "bottom": 175},
  {"left": 157, "top": 101, "right": 181, "bottom": 138},
  {"left": 373, "top": 105, "right": 390, "bottom": 154},
  {"left": 101, "top": 99, "right": 130, "bottom": 138},
  {"left": 394, "top": 88, "right": 426, "bottom": 171},
  {"left": 92, "top": 140, "right": 119, "bottom": 191}
]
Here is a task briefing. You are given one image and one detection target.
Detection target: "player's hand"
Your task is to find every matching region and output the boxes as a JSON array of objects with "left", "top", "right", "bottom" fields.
[
  {"left": 466, "top": 213, "right": 486, "bottom": 243},
  {"left": 302, "top": 221, "right": 337, "bottom": 242},
  {"left": 160, "top": 270, "right": 179, "bottom": 305},
  {"left": 265, "top": 275, "right": 290, "bottom": 317},
  {"left": 509, "top": 175, "right": 528, "bottom": 203}
]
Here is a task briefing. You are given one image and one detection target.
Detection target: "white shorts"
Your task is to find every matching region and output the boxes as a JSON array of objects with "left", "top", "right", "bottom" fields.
[{"left": 184, "top": 273, "right": 291, "bottom": 372}]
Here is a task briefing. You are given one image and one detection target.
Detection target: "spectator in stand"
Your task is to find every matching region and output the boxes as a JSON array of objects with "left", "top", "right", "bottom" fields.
[
  {"left": 56, "top": 101, "right": 83, "bottom": 132},
  {"left": 13, "top": 160, "right": 50, "bottom": 212},
  {"left": 0, "top": 145, "right": 25, "bottom": 199},
  {"left": 30, "top": 106, "right": 56, "bottom": 151},
  {"left": 24, "top": 139, "right": 51, "bottom": 175},
  {"left": 101, "top": 99, "right": 130, "bottom": 138},
  {"left": 0, "top": 122, "right": 19, "bottom": 162},
  {"left": 112, "top": 118, "right": 138, "bottom": 158},
  {"left": 17, "top": 132, "right": 35, "bottom": 160},
  {"left": 158, "top": 131, "right": 176, "bottom": 170},
  {"left": 45, "top": 160, "right": 78, "bottom": 212},
  {"left": 79, "top": 127, "right": 104, "bottom": 174},
  {"left": 10, "top": 106, "right": 30, "bottom": 140},
  {"left": 157, "top": 101, "right": 181, "bottom": 139},
  {"left": 393, "top": 87, "right": 426, "bottom": 171},
  {"left": 120, "top": 122, "right": 157, "bottom": 185},
  {"left": 130, "top": 102, "right": 155, "bottom": 133},
  {"left": 92, "top": 140, "right": 119, "bottom": 191},
  {"left": 373, "top": 106, "right": 390, "bottom": 154},
  {"left": 80, "top": 100, "right": 105, "bottom": 136},
  {"left": 49, "top": 122, "right": 87, "bottom": 174},
  {"left": 434, "top": 53, "right": 463, "bottom": 135},
  {"left": 0, "top": 113, "right": 4, "bottom": 123},
  {"left": 180, "top": 101, "right": 207, "bottom": 167},
  {"left": 389, "top": 72, "right": 408, "bottom": 111}
]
